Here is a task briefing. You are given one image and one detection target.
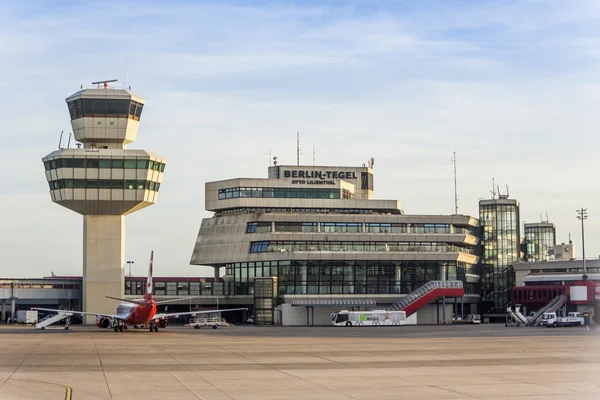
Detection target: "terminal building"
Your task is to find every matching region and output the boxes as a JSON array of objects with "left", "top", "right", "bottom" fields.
[{"left": 190, "top": 162, "right": 481, "bottom": 325}]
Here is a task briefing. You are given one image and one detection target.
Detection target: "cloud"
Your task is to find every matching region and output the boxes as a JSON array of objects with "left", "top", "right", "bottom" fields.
[{"left": 1, "top": 0, "right": 600, "bottom": 276}]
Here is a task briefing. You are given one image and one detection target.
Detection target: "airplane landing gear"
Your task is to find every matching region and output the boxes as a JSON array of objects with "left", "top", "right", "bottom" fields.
[
  {"left": 113, "top": 321, "right": 125, "bottom": 332},
  {"left": 148, "top": 324, "right": 158, "bottom": 332}
]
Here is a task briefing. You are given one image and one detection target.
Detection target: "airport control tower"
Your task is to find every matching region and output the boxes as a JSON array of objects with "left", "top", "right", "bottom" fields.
[{"left": 42, "top": 80, "right": 166, "bottom": 323}]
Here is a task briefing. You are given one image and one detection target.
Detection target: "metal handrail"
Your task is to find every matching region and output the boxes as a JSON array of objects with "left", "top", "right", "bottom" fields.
[{"left": 387, "top": 280, "right": 463, "bottom": 311}]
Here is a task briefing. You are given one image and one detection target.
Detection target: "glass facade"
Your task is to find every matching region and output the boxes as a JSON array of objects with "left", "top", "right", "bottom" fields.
[
  {"left": 244, "top": 221, "right": 455, "bottom": 234},
  {"left": 43, "top": 158, "right": 166, "bottom": 172},
  {"left": 524, "top": 224, "right": 556, "bottom": 262},
  {"left": 249, "top": 240, "right": 475, "bottom": 254},
  {"left": 218, "top": 187, "right": 351, "bottom": 200},
  {"left": 47, "top": 179, "right": 161, "bottom": 191},
  {"left": 67, "top": 98, "right": 144, "bottom": 121},
  {"left": 479, "top": 200, "right": 520, "bottom": 314},
  {"left": 226, "top": 260, "right": 476, "bottom": 296}
]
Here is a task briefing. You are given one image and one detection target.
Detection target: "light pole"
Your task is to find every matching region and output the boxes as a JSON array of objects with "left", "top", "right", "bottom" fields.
[
  {"left": 576, "top": 208, "right": 587, "bottom": 280},
  {"left": 127, "top": 260, "right": 134, "bottom": 277}
]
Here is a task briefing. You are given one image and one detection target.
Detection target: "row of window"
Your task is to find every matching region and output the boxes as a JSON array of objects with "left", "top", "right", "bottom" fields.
[
  {"left": 126, "top": 280, "right": 207, "bottom": 296},
  {"left": 224, "top": 259, "right": 476, "bottom": 295},
  {"left": 218, "top": 187, "right": 345, "bottom": 200},
  {"left": 68, "top": 98, "right": 144, "bottom": 121},
  {"left": 218, "top": 208, "right": 381, "bottom": 215},
  {"left": 249, "top": 240, "right": 475, "bottom": 254},
  {"left": 246, "top": 221, "right": 457, "bottom": 234},
  {"left": 43, "top": 158, "right": 166, "bottom": 172},
  {"left": 48, "top": 179, "right": 161, "bottom": 191}
]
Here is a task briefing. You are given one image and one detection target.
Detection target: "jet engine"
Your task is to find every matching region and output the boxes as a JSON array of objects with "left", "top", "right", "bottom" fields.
[
  {"left": 157, "top": 318, "right": 168, "bottom": 328},
  {"left": 96, "top": 317, "right": 111, "bottom": 328}
]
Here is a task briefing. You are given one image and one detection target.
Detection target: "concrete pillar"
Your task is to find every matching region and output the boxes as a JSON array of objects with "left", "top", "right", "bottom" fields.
[
  {"left": 83, "top": 215, "right": 125, "bottom": 325},
  {"left": 1, "top": 299, "right": 5, "bottom": 322},
  {"left": 214, "top": 266, "right": 220, "bottom": 279},
  {"left": 10, "top": 298, "right": 16, "bottom": 320}
]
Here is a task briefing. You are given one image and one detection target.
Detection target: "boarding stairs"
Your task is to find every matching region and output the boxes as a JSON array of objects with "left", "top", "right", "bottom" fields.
[
  {"left": 387, "top": 281, "right": 465, "bottom": 316},
  {"left": 35, "top": 312, "right": 72, "bottom": 330},
  {"left": 506, "top": 305, "right": 529, "bottom": 326},
  {"left": 527, "top": 294, "right": 567, "bottom": 326}
]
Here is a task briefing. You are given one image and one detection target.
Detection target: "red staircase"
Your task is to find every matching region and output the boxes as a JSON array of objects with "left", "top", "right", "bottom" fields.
[{"left": 387, "top": 281, "right": 464, "bottom": 316}]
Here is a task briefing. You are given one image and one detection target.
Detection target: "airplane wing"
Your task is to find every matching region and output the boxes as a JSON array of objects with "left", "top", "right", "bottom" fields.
[
  {"left": 154, "top": 296, "right": 203, "bottom": 305},
  {"left": 32, "top": 307, "right": 126, "bottom": 321},
  {"left": 104, "top": 296, "right": 147, "bottom": 305},
  {"left": 154, "top": 307, "right": 247, "bottom": 319}
]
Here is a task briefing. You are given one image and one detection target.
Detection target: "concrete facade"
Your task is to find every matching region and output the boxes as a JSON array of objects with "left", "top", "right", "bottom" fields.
[
  {"left": 191, "top": 163, "right": 480, "bottom": 325},
  {"left": 42, "top": 82, "right": 166, "bottom": 324},
  {"left": 83, "top": 215, "right": 125, "bottom": 322}
]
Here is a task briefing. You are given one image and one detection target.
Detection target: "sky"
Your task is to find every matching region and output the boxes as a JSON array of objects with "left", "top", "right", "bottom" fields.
[{"left": 1, "top": 0, "right": 599, "bottom": 277}]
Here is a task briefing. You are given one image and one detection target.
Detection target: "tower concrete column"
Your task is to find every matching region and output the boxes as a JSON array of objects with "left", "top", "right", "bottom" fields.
[
  {"left": 83, "top": 215, "right": 125, "bottom": 325},
  {"left": 1, "top": 299, "right": 6, "bottom": 323}
]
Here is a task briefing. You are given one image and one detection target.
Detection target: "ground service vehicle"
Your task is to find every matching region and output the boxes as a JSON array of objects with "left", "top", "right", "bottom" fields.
[
  {"left": 542, "top": 312, "right": 584, "bottom": 327},
  {"left": 17, "top": 310, "right": 38, "bottom": 324},
  {"left": 331, "top": 310, "right": 407, "bottom": 326},
  {"left": 467, "top": 314, "right": 482, "bottom": 324}
]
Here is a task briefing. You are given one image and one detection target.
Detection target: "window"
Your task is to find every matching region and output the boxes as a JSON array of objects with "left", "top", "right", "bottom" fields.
[
  {"left": 86, "top": 159, "right": 99, "bottom": 168},
  {"left": 247, "top": 222, "right": 271, "bottom": 233},
  {"left": 321, "top": 222, "right": 361, "bottom": 233},
  {"left": 218, "top": 187, "right": 341, "bottom": 200},
  {"left": 124, "top": 160, "right": 136, "bottom": 169},
  {"left": 73, "top": 159, "right": 85, "bottom": 168},
  {"left": 99, "top": 159, "right": 111, "bottom": 168},
  {"left": 274, "top": 222, "right": 317, "bottom": 233},
  {"left": 47, "top": 179, "right": 160, "bottom": 191},
  {"left": 137, "top": 160, "right": 149, "bottom": 169},
  {"left": 250, "top": 242, "right": 270, "bottom": 253}
]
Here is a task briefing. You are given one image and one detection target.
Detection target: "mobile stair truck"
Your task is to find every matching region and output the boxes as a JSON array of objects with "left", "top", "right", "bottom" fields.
[{"left": 34, "top": 312, "right": 73, "bottom": 330}]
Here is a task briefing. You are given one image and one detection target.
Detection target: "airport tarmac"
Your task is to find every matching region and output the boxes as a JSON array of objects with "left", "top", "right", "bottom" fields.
[{"left": 0, "top": 324, "right": 598, "bottom": 399}]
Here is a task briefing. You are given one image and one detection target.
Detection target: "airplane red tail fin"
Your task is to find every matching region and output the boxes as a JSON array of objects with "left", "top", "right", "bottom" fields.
[{"left": 144, "top": 251, "right": 153, "bottom": 300}]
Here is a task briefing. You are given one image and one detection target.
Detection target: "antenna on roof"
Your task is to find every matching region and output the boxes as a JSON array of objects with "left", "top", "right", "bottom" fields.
[
  {"left": 266, "top": 148, "right": 272, "bottom": 166},
  {"left": 66, "top": 132, "right": 72, "bottom": 149},
  {"left": 546, "top": 212, "right": 549, "bottom": 223},
  {"left": 296, "top": 132, "right": 302, "bottom": 166},
  {"left": 313, "top": 145, "right": 316, "bottom": 166},
  {"left": 506, "top": 184, "right": 510, "bottom": 198},
  {"left": 491, "top": 178, "right": 497, "bottom": 199},
  {"left": 58, "top": 130, "right": 64, "bottom": 149},
  {"left": 453, "top": 149, "right": 458, "bottom": 214},
  {"left": 91, "top": 79, "right": 118, "bottom": 88}
]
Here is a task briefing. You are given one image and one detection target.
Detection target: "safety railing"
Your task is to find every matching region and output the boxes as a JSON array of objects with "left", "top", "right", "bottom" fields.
[{"left": 387, "top": 281, "right": 463, "bottom": 312}]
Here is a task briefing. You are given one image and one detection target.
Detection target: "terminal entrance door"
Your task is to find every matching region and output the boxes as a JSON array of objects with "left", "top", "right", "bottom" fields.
[{"left": 254, "top": 277, "right": 277, "bottom": 325}]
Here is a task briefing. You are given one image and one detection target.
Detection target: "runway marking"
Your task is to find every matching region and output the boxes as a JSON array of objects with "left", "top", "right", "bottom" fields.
[{"left": 172, "top": 373, "right": 204, "bottom": 399}]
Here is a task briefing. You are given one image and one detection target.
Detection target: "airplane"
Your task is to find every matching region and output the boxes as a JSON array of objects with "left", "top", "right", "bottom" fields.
[{"left": 33, "top": 251, "right": 247, "bottom": 332}]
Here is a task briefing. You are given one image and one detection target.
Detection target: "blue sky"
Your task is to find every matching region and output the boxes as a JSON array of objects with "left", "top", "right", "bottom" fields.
[{"left": 1, "top": 0, "right": 599, "bottom": 276}]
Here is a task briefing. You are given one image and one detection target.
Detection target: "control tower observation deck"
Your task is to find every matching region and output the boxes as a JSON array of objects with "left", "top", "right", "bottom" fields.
[{"left": 42, "top": 80, "right": 166, "bottom": 323}]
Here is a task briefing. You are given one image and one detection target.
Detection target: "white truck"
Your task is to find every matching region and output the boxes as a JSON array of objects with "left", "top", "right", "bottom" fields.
[
  {"left": 185, "top": 317, "right": 232, "bottom": 329},
  {"left": 16, "top": 310, "right": 38, "bottom": 324},
  {"left": 466, "top": 314, "right": 482, "bottom": 324},
  {"left": 331, "top": 310, "right": 408, "bottom": 327},
  {"left": 542, "top": 312, "right": 584, "bottom": 327}
]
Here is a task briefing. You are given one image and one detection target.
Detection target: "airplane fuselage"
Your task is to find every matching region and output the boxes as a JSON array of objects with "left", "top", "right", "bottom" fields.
[{"left": 117, "top": 300, "right": 157, "bottom": 325}]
